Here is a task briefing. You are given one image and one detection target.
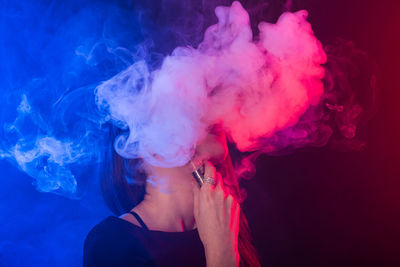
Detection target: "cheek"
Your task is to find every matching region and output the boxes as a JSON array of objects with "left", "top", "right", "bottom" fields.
[
  {"left": 196, "top": 134, "right": 228, "bottom": 163},
  {"left": 210, "top": 140, "right": 228, "bottom": 162}
]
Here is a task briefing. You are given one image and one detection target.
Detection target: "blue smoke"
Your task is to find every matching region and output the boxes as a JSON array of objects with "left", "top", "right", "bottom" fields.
[
  {"left": 0, "top": 0, "right": 164, "bottom": 265},
  {"left": 0, "top": 0, "right": 228, "bottom": 265},
  {"left": 0, "top": 0, "right": 373, "bottom": 265},
  {"left": 0, "top": 0, "right": 149, "bottom": 197},
  {"left": 0, "top": 0, "right": 228, "bottom": 196}
]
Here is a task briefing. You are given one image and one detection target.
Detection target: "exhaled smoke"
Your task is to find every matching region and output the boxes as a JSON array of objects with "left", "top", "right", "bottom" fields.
[
  {"left": 96, "top": 1, "right": 327, "bottom": 168},
  {"left": 0, "top": 1, "right": 372, "bottom": 197}
]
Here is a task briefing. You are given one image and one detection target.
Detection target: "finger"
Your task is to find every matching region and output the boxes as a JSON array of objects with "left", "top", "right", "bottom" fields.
[
  {"left": 202, "top": 161, "right": 217, "bottom": 190},
  {"left": 213, "top": 171, "right": 225, "bottom": 195},
  {"left": 208, "top": 171, "right": 226, "bottom": 202},
  {"left": 228, "top": 198, "right": 240, "bottom": 230},
  {"left": 226, "top": 195, "right": 239, "bottom": 214}
]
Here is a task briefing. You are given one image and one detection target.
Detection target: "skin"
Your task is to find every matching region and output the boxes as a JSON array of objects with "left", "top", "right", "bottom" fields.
[{"left": 119, "top": 127, "right": 240, "bottom": 267}]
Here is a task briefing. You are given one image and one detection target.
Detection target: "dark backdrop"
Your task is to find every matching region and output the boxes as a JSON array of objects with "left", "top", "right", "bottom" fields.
[
  {"left": 242, "top": 1, "right": 400, "bottom": 266},
  {"left": 0, "top": 0, "right": 398, "bottom": 266}
]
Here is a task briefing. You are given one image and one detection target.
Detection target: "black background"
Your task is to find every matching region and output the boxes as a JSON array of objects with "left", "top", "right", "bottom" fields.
[
  {"left": 0, "top": 1, "right": 398, "bottom": 266},
  {"left": 242, "top": 1, "right": 400, "bottom": 266}
]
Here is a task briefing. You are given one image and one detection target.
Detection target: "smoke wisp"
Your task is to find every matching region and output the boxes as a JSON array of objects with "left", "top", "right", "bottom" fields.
[{"left": 96, "top": 1, "right": 327, "bottom": 170}]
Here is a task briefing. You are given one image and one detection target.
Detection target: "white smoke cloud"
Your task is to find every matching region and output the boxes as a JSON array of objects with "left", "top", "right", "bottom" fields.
[{"left": 96, "top": 1, "right": 327, "bottom": 168}]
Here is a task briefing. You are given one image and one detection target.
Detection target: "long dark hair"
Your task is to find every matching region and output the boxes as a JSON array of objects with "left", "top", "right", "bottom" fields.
[{"left": 100, "top": 126, "right": 261, "bottom": 267}]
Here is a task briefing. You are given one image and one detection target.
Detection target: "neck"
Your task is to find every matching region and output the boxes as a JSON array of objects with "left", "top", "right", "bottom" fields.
[{"left": 132, "top": 162, "right": 196, "bottom": 232}]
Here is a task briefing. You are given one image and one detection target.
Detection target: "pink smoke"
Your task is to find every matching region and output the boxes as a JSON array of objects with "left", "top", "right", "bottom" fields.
[{"left": 95, "top": 1, "right": 327, "bottom": 168}]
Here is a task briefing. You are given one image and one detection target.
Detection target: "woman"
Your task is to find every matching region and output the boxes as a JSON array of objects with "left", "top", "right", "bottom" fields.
[{"left": 83, "top": 125, "right": 260, "bottom": 266}]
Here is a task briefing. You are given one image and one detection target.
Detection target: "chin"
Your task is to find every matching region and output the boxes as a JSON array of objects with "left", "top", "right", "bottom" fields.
[{"left": 196, "top": 131, "right": 228, "bottom": 165}]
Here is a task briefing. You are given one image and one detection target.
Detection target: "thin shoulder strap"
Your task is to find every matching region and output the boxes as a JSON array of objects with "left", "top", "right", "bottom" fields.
[{"left": 129, "top": 211, "right": 149, "bottom": 230}]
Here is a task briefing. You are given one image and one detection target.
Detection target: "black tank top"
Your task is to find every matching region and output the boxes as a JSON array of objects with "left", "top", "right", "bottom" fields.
[
  {"left": 129, "top": 211, "right": 149, "bottom": 230},
  {"left": 83, "top": 216, "right": 206, "bottom": 266}
]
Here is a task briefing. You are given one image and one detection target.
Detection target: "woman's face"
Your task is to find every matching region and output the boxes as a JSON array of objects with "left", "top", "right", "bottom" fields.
[
  {"left": 192, "top": 124, "right": 228, "bottom": 166},
  {"left": 143, "top": 125, "right": 228, "bottom": 175}
]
